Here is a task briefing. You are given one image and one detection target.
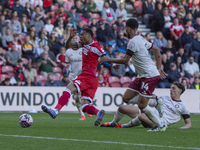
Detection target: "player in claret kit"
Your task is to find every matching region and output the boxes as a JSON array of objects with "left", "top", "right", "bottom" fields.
[
  {"left": 101, "top": 82, "right": 191, "bottom": 131},
  {"left": 41, "top": 28, "right": 106, "bottom": 126},
  {"left": 99, "top": 18, "right": 167, "bottom": 131}
]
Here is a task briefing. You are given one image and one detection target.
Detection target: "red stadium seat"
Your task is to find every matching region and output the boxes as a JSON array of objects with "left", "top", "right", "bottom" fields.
[
  {"left": 21, "top": 57, "right": 29, "bottom": 65},
  {"left": 1, "top": 65, "right": 14, "bottom": 77},
  {"left": 51, "top": 5, "right": 59, "bottom": 12},
  {"left": 109, "top": 76, "right": 121, "bottom": 87},
  {"left": 91, "top": 13, "right": 101, "bottom": 20},
  {"left": 36, "top": 75, "right": 48, "bottom": 86},
  {"left": 53, "top": 75, "right": 60, "bottom": 81},
  {"left": 120, "top": 76, "right": 132, "bottom": 87},
  {"left": 0, "top": 74, "right": 10, "bottom": 83},
  {"left": 53, "top": 66, "right": 63, "bottom": 76}
]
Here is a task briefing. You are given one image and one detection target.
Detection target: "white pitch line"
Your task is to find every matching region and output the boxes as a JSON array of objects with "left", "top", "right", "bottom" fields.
[{"left": 0, "top": 134, "right": 200, "bottom": 150}]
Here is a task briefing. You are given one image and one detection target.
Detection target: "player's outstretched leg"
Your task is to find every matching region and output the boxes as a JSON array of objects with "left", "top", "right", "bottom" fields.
[{"left": 94, "top": 110, "right": 105, "bottom": 126}]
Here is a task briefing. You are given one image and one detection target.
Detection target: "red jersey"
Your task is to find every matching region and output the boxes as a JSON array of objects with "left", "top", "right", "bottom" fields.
[
  {"left": 43, "top": 0, "right": 52, "bottom": 7},
  {"left": 56, "top": 53, "right": 66, "bottom": 67},
  {"left": 80, "top": 40, "right": 105, "bottom": 72},
  {"left": 170, "top": 23, "right": 184, "bottom": 38}
]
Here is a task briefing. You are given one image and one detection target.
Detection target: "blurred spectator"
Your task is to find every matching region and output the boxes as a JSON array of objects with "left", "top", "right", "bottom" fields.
[
  {"left": 168, "top": 0, "right": 178, "bottom": 13},
  {"left": 181, "top": 78, "right": 190, "bottom": 89},
  {"left": 105, "top": 33, "right": 117, "bottom": 50},
  {"left": 29, "top": 14, "right": 44, "bottom": 35},
  {"left": 6, "top": 44, "right": 21, "bottom": 67},
  {"left": 2, "top": 9, "right": 10, "bottom": 20},
  {"left": 184, "top": 55, "right": 199, "bottom": 79},
  {"left": 162, "top": 8, "right": 173, "bottom": 40},
  {"left": 162, "top": 53, "right": 172, "bottom": 72},
  {"left": 35, "top": 41, "right": 44, "bottom": 59},
  {"left": 180, "top": 25, "right": 193, "bottom": 56},
  {"left": 98, "top": 73, "right": 108, "bottom": 87},
  {"left": 22, "top": 35, "right": 34, "bottom": 60},
  {"left": 0, "top": 47, "right": 6, "bottom": 66},
  {"left": 101, "top": 1, "right": 117, "bottom": 23},
  {"left": 4, "top": 1, "right": 15, "bottom": 9},
  {"left": 31, "top": 5, "right": 44, "bottom": 20},
  {"left": 75, "top": 0, "right": 91, "bottom": 21},
  {"left": 63, "top": 0, "right": 75, "bottom": 12},
  {"left": 91, "top": 26, "right": 97, "bottom": 39},
  {"left": 100, "top": 16, "right": 111, "bottom": 30},
  {"left": 15, "top": 67, "right": 26, "bottom": 83},
  {"left": 111, "top": 23, "right": 119, "bottom": 39},
  {"left": 48, "top": 31, "right": 56, "bottom": 49},
  {"left": 177, "top": 12, "right": 185, "bottom": 25},
  {"left": 0, "top": 77, "right": 11, "bottom": 86},
  {"left": 43, "top": 45, "right": 56, "bottom": 62},
  {"left": 144, "top": 32, "right": 152, "bottom": 43},
  {"left": 60, "top": 74, "right": 70, "bottom": 86},
  {"left": 110, "top": 52, "right": 125, "bottom": 78},
  {"left": 12, "top": 10, "right": 19, "bottom": 20},
  {"left": 29, "top": 0, "right": 43, "bottom": 9},
  {"left": 190, "top": 4, "right": 199, "bottom": 20},
  {"left": 157, "top": 65, "right": 171, "bottom": 88},
  {"left": 55, "top": 6, "right": 67, "bottom": 22},
  {"left": 169, "top": 8, "right": 176, "bottom": 19},
  {"left": 12, "top": 0, "right": 25, "bottom": 18},
  {"left": 191, "top": 31, "right": 200, "bottom": 63},
  {"left": 68, "top": 6, "right": 81, "bottom": 26},
  {"left": 190, "top": 77, "right": 200, "bottom": 89},
  {"left": 2, "top": 19, "right": 13, "bottom": 36},
  {"left": 11, "top": 16, "right": 22, "bottom": 35},
  {"left": 166, "top": 62, "right": 181, "bottom": 83},
  {"left": 14, "top": 58, "right": 25, "bottom": 72},
  {"left": 24, "top": 76, "right": 37, "bottom": 86},
  {"left": 102, "top": 68, "right": 110, "bottom": 86},
  {"left": 96, "top": 21, "right": 110, "bottom": 44},
  {"left": 115, "top": 17, "right": 125, "bottom": 30},
  {"left": 142, "top": 0, "right": 155, "bottom": 28},
  {"left": 185, "top": 19, "right": 194, "bottom": 33},
  {"left": 150, "top": 2, "right": 164, "bottom": 32},
  {"left": 20, "top": 16, "right": 29, "bottom": 35},
  {"left": 54, "top": 14, "right": 67, "bottom": 28},
  {"left": 44, "top": 18, "right": 54, "bottom": 34},
  {"left": 89, "top": 18, "right": 98, "bottom": 28},
  {"left": 37, "top": 50, "right": 57, "bottom": 77},
  {"left": 176, "top": 5, "right": 186, "bottom": 19},
  {"left": 185, "top": 12, "right": 196, "bottom": 25},
  {"left": 77, "top": 21, "right": 84, "bottom": 35},
  {"left": 51, "top": 35, "right": 65, "bottom": 56},
  {"left": 116, "top": 31, "right": 128, "bottom": 53},
  {"left": 29, "top": 30, "right": 39, "bottom": 50},
  {"left": 44, "top": 74, "right": 61, "bottom": 86},
  {"left": 43, "top": 0, "right": 53, "bottom": 13},
  {"left": 38, "top": 32, "right": 48, "bottom": 46},
  {"left": 116, "top": 3, "right": 127, "bottom": 21},
  {"left": 170, "top": 17, "right": 184, "bottom": 49},
  {"left": 24, "top": 2, "right": 32, "bottom": 18},
  {"left": 107, "top": 0, "right": 117, "bottom": 12},
  {"left": 153, "top": 31, "right": 167, "bottom": 52},
  {"left": 8, "top": 34, "right": 22, "bottom": 54},
  {"left": 56, "top": 47, "right": 68, "bottom": 68},
  {"left": 14, "top": 78, "right": 24, "bottom": 86},
  {"left": 1, "top": 28, "right": 14, "bottom": 50},
  {"left": 174, "top": 48, "right": 187, "bottom": 64},
  {"left": 0, "top": 14, "right": 6, "bottom": 34},
  {"left": 176, "top": 56, "right": 185, "bottom": 77},
  {"left": 193, "top": 17, "right": 200, "bottom": 32},
  {"left": 86, "top": 0, "right": 97, "bottom": 13}
]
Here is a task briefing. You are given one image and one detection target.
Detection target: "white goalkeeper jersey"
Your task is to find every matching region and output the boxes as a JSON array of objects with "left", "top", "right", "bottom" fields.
[
  {"left": 65, "top": 48, "right": 82, "bottom": 79},
  {"left": 159, "top": 96, "right": 190, "bottom": 126},
  {"left": 127, "top": 35, "right": 160, "bottom": 78}
]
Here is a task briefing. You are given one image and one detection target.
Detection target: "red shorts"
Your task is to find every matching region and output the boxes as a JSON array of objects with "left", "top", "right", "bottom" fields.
[
  {"left": 72, "top": 71, "right": 99, "bottom": 103},
  {"left": 128, "top": 76, "right": 160, "bottom": 97}
]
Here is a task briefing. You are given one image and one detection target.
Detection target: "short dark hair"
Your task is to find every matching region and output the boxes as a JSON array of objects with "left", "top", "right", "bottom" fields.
[
  {"left": 126, "top": 18, "right": 138, "bottom": 30},
  {"left": 173, "top": 82, "right": 185, "bottom": 94},
  {"left": 83, "top": 28, "right": 93, "bottom": 38}
]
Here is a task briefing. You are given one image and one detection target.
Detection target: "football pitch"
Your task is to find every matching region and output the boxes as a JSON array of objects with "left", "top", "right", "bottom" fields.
[{"left": 0, "top": 112, "right": 200, "bottom": 150}]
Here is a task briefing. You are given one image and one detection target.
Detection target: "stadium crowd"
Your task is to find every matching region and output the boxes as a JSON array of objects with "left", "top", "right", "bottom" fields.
[{"left": 0, "top": 0, "right": 199, "bottom": 89}]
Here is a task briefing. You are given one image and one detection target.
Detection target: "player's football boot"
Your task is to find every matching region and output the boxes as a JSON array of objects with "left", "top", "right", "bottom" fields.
[
  {"left": 114, "top": 123, "right": 122, "bottom": 128},
  {"left": 100, "top": 122, "right": 111, "bottom": 127},
  {"left": 79, "top": 116, "right": 86, "bottom": 120},
  {"left": 88, "top": 114, "right": 93, "bottom": 117},
  {"left": 94, "top": 110, "right": 105, "bottom": 126},
  {"left": 159, "top": 125, "right": 166, "bottom": 132},
  {"left": 41, "top": 105, "right": 57, "bottom": 119},
  {"left": 147, "top": 126, "right": 159, "bottom": 132},
  {"left": 155, "top": 97, "right": 164, "bottom": 118}
]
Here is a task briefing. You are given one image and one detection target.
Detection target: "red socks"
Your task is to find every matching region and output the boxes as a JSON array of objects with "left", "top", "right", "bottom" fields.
[
  {"left": 82, "top": 104, "right": 99, "bottom": 115},
  {"left": 55, "top": 90, "right": 71, "bottom": 111}
]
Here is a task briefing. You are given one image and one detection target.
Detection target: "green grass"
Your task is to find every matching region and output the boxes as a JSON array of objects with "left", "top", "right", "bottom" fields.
[{"left": 0, "top": 112, "right": 200, "bottom": 150}]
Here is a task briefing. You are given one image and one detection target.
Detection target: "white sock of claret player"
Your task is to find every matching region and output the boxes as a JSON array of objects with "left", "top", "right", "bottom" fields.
[
  {"left": 128, "top": 95, "right": 139, "bottom": 104},
  {"left": 110, "top": 110, "right": 124, "bottom": 125},
  {"left": 142, "top": 105, "right": 162, "bottom": 127},
  {"left": 148, "top": 99, "right": 157, "bottom": 107},
  {"left": 122, "top": 116, "right": 141, "bottom": 128}
]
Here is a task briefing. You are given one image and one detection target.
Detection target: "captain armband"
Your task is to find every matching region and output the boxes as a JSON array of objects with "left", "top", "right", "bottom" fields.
[{"left": 126, "top": 49, "right": 134, "bottom": 57}]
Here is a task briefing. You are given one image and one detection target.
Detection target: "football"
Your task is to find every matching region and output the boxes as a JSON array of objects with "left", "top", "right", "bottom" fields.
[{"left": 18, "top": 114, "right": 33, "bottom": 128}]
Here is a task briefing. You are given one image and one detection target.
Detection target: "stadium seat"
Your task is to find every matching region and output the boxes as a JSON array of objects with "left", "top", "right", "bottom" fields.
[
  {"left": 100, "top": 67, "right": 111, "bottom": 77},
  {"left": 53, "top": 75, "right": 60, "bottom": 81},
  {"left": 82, "top": 20, "right": 89, "bottom": 28},
  {"left": 109, "top": 76, "right": 121, "bottom": 87},
  {"left": 120, "top": 76, "right": 132, "bottom": 87},
  {"left": 91, "top": 13, "right": 101, "bottom": 20},
  {"left": 51, "top": 5, "right": 59, "bottom": 12},
  {"left": 0, "top": 74, "right": 10, "bottom": 83},
  {"left": 36, "top": 75, "right": 48, "bottom": 86},
  {"left": 53, "top": 66, "right": 62, "bottom": 76},
  {"left": 21, "top": 57, "right": 29, "bottom": 65},
  {"left": 1, "top": 65, "right": 14, "bottom": 77}
]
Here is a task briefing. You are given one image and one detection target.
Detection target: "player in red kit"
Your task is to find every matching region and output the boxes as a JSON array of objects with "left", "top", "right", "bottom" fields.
[{"left": 41, "top": 28, "right": 106, "bottom": 126}]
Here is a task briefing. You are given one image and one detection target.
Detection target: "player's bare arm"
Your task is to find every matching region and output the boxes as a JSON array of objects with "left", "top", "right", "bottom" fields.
[
  {"left": 149, "top": 46, "right": 167, "bottom": 79},
  {"left": 99, "top": 53, "right": 131, "bottom": 64},
  {"left": 179, "top": 118, "right": 191, "bottom": 129},
  {"left": 65, "top": 29, "right": 80, "bottom": 49}
]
